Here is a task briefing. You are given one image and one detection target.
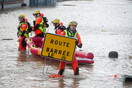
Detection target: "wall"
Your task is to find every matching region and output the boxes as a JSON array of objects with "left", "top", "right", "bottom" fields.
[
  {"left": 29, "top": 0, "right": 57, "bottom": 7},
  {"left": 23, "top": 0, "right": 29, "bottom": 6}
]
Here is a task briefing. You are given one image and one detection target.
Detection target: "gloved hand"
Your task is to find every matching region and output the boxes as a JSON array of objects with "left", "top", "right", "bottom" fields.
[
  {"left": 49, "top": 74, "right": 63, "bottom": 78},
  {"left": 78, "top": 43, "right": 82, "bottom": 48},
  {"left": 75, "top": 40, "right": 78, "bottom": 45}
]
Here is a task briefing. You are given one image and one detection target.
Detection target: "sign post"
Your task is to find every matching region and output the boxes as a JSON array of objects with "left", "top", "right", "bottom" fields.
[{"left": 41, "top": 33, "right": 77, "bottom": 62}]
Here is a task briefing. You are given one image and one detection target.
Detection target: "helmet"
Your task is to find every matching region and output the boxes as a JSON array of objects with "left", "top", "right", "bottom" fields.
[
  {"left": 68, "top": 21, "right": 78, "bottom": 26},
  {"left": 33, "top": 10, "right": 40, "bottom": 15},
  {"left": 52, "top": 19, "right": 60, "bottom": 24},
  {"left": 19, "top": 14, "right": 25, "bottom": 18}
]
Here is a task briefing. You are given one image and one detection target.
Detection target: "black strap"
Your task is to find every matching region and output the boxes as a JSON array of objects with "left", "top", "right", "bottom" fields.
[{"left": 67, "top": 30, "right": 76, "bottom": 37}]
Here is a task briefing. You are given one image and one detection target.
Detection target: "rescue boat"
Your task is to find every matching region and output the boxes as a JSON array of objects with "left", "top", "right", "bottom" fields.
[{"left": 25, "top": 37, "right": 94, "bottom": 64}]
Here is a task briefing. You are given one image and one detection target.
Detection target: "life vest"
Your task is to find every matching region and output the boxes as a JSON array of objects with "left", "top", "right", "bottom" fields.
[
  {"left": 55, "top": 29, "right": 63, "bottom": 35},
  {"left": 63, "top": 29, "right": 82, "bottom": 45},
  {"left": 55, "top": 23, "right": 66, "bottom": 35},
  {"left": 64, "top": 30, "right": 78, "bottom": 37},
  {"left": 43, "top": 17, "right": 49, "bottom": 28},
  {"left": 35, "top": 16, "right": 46, "bottom": 34},
  {"left": 55, "top": 27, "right": 65, "bottom": 35},
  {"left": 18, "top": 22, "right": 29, "bottom": 37}
]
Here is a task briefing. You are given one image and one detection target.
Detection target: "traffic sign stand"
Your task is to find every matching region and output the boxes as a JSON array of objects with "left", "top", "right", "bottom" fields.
[{"left": 41, "top": 33, "right": 77, "bottom": 62}]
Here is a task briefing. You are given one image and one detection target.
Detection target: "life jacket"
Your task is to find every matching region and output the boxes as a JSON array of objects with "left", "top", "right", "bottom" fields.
[
  {"left": 40, "top": 13, "right": 48, "bottom": 28},
  {"left": 18, "top": 22, "right": 29, "bottom": 37},
  {"left": 55, "top": 23, "right": 66, "bottom": 35},
  {"left": 63, "top": 29, "right": 82, "bottom": 45},
  {"left": 35, "top": 16, "right": 46, "bottom": 35},
  {"left": 64, "top": 29, "right": 77, "bottom": 37},
  {"left": 55, "top": 29, "right": 62, "bottom": 35}
]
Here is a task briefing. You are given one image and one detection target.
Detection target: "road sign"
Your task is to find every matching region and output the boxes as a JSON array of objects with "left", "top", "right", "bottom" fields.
[{"left": 41, "top": 33, "right": 77, "bottom": 62}]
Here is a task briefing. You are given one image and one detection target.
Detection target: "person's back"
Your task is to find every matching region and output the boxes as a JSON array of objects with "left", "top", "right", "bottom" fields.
[
  {"left": 33, "top": 10, "right": 49, "bottom": 37},
  {"left": 41, "top": 13, "right": 49, "bottom": 28},
  {"left": 52, "top": 19, "right": 66, "bottom": 35}
]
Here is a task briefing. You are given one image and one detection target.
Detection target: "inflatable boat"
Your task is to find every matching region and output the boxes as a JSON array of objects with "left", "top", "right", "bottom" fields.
[{"left": 26, "top": 37, "right": 94, "bottom": 64}]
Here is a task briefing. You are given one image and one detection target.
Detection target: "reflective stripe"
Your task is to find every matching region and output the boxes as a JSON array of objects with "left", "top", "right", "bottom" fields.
[
  {"left": 64, "top": 30, "right": 77, "bottom": 37},
  {"left": 18, "top": 22, "right": 29, "bottom": 37}
]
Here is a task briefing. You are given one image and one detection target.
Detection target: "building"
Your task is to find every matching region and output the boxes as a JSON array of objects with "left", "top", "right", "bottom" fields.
[{"left": 0, "top": 0, "right": 61, "bottom": 10}]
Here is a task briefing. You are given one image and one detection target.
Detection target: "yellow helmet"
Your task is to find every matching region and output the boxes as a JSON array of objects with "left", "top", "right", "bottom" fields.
[
  {"left": 33, "top": 10, "right": 40, "bottom": 15},
  {"left": 19, "top": 14, "right": 25, "bottom": 18},
  {"left": 68, "top": 21, "right": 78, "bottom": 26},
  {"left": 52, "top": 19, "right": 60, "bottom": 24}
]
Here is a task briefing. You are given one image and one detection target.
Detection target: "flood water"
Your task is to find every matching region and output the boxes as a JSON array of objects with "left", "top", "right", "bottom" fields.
[{"left": 0, "top": 0, "right": 132, "bottom": 88}]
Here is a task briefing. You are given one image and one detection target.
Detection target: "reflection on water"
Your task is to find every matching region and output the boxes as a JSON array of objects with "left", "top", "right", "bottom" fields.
[
  {"left": 0, "top": 0, "right": 132, "bottom": 88},
  {"left": 17, "top": 51, "right": 43, "bottom": 62}
]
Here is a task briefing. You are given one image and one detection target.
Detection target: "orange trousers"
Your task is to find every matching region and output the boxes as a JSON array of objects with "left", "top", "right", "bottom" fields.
[
  {"left": 18, "top": 37, "right": 26, "bottom": 51},
  {"left": 58, "top": 55, "right": 79, "bottom": 75}
]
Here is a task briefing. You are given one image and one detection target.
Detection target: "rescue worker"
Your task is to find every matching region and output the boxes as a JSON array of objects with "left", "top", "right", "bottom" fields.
[
  {"left": 51, "top": 19, "right": 66, "bottom": 35},
  {"left": 32, "top": 10, "right": 49, "bottom": 37},
  {"left": 49, "top": 21, "right": 82, "bottom": 78},
  {"left": 17, "top": 14, "right": 32, "bottom": 51}
]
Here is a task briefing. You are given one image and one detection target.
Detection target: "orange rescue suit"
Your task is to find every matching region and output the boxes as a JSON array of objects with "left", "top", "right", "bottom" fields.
[
  {"left": 58, "top": 29, "right": 82, "bottom": 75},
  {"left": 34, "top": 17, "right": 43, "bottom": 35}
]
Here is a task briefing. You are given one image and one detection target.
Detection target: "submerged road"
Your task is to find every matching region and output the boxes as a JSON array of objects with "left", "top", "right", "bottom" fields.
[{"left": 0, "top": 0, "right": 132, "bottom": 88}]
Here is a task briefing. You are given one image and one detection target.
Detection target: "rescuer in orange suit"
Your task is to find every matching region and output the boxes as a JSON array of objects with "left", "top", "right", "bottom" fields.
[
  {"left": 32, "top": 10, "right": 49, "bottom": 37},
  {"left": 17, "top": 14, "right": 32, "bottom": 51},
  {"left": 49, "top": 21, "right": 83, "bottom": 78},
  {"left": 51, "top": 19, "right": 66, "bottom": 35}
]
